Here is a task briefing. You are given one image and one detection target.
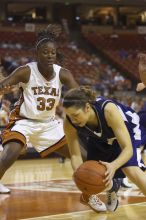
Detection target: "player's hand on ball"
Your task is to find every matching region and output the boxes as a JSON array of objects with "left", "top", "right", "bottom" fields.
[{"left": 99, "top": 161, "right": 117, "bottom": 187}]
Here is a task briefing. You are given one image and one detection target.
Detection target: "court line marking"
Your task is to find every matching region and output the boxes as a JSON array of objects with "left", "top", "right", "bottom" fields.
[
  {"left": 6, "top": 178, "right": 72, "bottom": 186},
  {"left": 9, "top": 179, "right": 144, "bottom": 197},
  {"left": 9, "top": 178, "right": 80, "bottom": 193},
  {"left": 20, "top": 202, "right": 146, "bottom": 220},
  {"left": 9, "top": 186, "right": 144, "bottom": 197}
]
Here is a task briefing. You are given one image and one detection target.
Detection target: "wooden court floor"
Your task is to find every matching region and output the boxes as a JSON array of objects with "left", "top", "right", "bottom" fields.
[{"left": 1, "top": 157, "right": 146, "bottom": 220}]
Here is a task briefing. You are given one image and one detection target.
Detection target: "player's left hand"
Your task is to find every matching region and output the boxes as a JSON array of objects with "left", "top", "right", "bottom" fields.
[
  {"left": 99, "top": 161, "right": 117, "bottom": 187},
  {"left": 136, "top": 82, "right": 146, "bottom": 92}
]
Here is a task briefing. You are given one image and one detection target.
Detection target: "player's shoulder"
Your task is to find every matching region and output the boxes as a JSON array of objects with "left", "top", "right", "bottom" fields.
[
  {"left": 13, "top": 64, "right": 31, "bottom": 83},
  {"left": 11, "top": 63, "right": 30, "bottom": 76},
  {"left": 25, "top": 61, "right": 36, "bottom": 69},
  {"left": 95, "top": 97, "right": 118, "bottom": 114},
  {"left": 95, "top": 96, "right": 113, "bottom": 110},
  {"left": 105, "top": 101, "right": 117, "bottom": 109},
  {"left": 53, "top": 64, "right": 71, "bottom": 77},
  {"left": 60, "top": 67, "right": 71, "bottom": 75},
  {"left": 59, "top": 67, "right": 72, "bottom": 84}
]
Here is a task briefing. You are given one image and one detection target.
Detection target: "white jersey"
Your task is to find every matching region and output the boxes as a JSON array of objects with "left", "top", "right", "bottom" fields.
[{"left": 15, "top": 62, "right": 62, "bottom": 121}]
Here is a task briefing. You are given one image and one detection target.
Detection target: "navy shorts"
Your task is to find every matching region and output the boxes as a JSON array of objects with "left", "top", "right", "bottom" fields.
[
  {"left": 84, "top": 137, "right": 125, "bottom": 178},
  {"left": 81, "top": 136, "right": 146, "bottom": 177},
  {"left": 121, "top": 141, "right": 146, "bottom": 170}
]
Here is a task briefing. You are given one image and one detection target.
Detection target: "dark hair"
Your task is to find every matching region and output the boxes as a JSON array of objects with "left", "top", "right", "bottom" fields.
[
  {"left": 36, "top": 24, "right": 61, "bottom": 48},
  {"left": 63, "top": 86, "right": 97, "bottom": 108},
  {"left": 36, "top": 24, "right": 64, "bottom": 64}
]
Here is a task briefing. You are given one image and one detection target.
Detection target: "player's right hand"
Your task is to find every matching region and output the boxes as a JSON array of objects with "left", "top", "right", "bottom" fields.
[
  {"left": 0, "top": 85, "right": 15, "bottom": 95},
  {"left": 99, "top": 160, "right": 117, "bottom": 187}
]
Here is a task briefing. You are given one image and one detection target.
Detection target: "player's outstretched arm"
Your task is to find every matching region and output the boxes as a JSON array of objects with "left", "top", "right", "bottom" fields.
[
  {"left": 137, "top": 53, "right": 146, "bottom": 91},
  {"left": 0, "top": 66, "right": 30, "bottom": 95}
]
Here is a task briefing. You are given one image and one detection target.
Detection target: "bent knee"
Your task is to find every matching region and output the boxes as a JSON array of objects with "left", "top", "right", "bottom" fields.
[
  {"left": 1, "top": 142, "right": 24, "bottom": 168},
  {"left": 122, "top": 166, "right": 143, "bottom": 182}
]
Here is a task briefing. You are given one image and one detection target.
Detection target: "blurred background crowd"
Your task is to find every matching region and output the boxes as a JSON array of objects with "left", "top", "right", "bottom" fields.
[{"left": 1, "top": 0, "right": 146, "bottom": 156}]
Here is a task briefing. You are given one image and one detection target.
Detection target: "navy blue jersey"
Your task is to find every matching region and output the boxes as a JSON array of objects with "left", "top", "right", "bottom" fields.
[
  {"left": 68, "top": 96, "right": 146, "bottom": 147},
  {"left": 67, "top": 96, "right": 146, "bottom": 169}
]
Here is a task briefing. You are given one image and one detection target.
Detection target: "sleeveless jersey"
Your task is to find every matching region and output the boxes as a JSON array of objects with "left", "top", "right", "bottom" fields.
[
  {"left": 67, "top": 96, "right": 146, "bottom": 148},
  {"left": 14, "top": 62, "right": 62, "bottom": 121}
]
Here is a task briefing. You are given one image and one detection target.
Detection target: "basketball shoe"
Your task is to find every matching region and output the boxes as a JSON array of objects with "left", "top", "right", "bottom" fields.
[
  {"left": 0, "top": 183, "right": 10, "bottom": 194},
  {"left": 80, "top": 193, "right": 107, "bottom": 212},
  {"left": 106, "top": 178, "right": 122, "bottom": 212}
]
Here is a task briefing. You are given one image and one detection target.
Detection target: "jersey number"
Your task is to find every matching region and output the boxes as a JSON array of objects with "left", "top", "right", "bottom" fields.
[{"left": 37, "top": 97, "right": 55, "bottom": 111}]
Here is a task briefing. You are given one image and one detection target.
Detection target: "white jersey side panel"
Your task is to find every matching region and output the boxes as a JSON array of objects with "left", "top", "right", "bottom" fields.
[{"left": 19, "top": 62, "right": 62, "bottom": 120}]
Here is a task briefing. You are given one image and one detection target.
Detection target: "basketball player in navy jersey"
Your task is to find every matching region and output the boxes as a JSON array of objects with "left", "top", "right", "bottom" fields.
[{"left": 63, "top": 86, "right": 146, "bottom": 212}]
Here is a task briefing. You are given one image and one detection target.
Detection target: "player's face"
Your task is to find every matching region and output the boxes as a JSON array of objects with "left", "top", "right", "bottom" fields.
[
  {"left": 65, "top": 105, "right": 90, "bottom": 127},
  {"left": 37, "top": 42, "right": 57, "bottom": 67}
]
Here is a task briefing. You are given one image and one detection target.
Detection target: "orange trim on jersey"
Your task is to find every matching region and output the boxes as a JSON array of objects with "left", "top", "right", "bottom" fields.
[
  {"left": 9, "top": 88, "right": 26, "bottom": 122},
  {"left": 1, "top": 120, "right": 27, "bottom": 146},
  {"left": 1, "top": 88, "right": 27, "bottom": 145},
  {"left": 2, "top": 130, "right": 26, "bottom": 146},
  {"left": 40, "top": 136, "right": 67, "bottom": 158}
]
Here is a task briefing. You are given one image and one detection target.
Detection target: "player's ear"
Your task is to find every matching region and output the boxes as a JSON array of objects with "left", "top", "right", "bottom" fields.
[{"left": 85, "top": 103, "right": 90, "bottom": 112}]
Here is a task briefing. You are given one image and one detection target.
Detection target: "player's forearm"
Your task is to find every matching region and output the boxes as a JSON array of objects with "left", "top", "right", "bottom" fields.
[
  {"left": 71, "top": 155, "right": 83, "bottom": 171},
  {"left": 139, "top": 61, "right": 146, "bottom": 86},
  {"left": 111, "top": 146, "right": 133, "bottom": 170},
  {"left": 0, "top": 75, "right": 18, "bottom": 87},
  {"left": 139, "top": 71, "right": 146, "bottom": 86}
]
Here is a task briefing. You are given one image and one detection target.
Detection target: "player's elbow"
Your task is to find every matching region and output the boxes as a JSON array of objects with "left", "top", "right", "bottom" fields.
[{"left": 127, "top": 146, "right": 133, "bottom": 159}]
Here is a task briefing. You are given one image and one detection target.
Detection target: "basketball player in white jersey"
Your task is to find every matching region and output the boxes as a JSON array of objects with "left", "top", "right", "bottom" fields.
[
  {"left": 0, "top": 24, "right": 107, "bottom": 212},
  {"left": 0, "top": 24, "right": 80, "bottom": 192}
]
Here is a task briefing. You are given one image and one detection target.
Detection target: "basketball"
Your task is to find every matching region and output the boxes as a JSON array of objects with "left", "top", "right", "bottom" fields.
[{"left": 73, "top": 160, "right": 106, "bottom": 195}]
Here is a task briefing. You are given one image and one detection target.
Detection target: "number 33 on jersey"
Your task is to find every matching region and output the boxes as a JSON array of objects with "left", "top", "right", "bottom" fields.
[{"left": 14, "top": 62, "right": 62, "bottom": 121}]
